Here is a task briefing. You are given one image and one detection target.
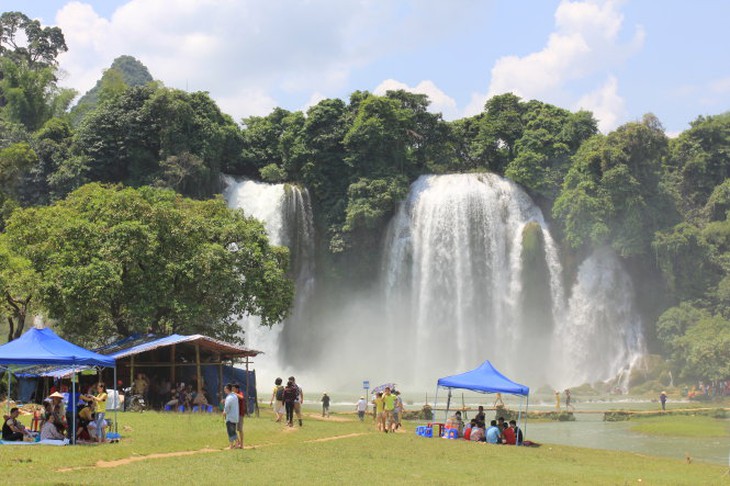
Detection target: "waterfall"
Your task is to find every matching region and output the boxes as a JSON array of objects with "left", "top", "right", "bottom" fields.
[
  {"left": 554, "top": 247, "right": 645, "bottom": 390},
  {"left": 382, "top": 173, "right": 564, "bottom": 386},
  {"left": 222, "top": 176, "right": 315, "bottom": 386}
]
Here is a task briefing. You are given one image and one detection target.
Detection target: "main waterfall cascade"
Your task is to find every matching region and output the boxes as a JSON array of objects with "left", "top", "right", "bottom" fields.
[
  {"left": 222, "top": 176, "right": 316, "bottom": 386},
  {"left": 222, "top": 173, "right": 645, "bottom": 392}
]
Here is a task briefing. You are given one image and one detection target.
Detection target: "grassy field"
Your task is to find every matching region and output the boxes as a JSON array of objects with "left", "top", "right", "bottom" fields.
[
  {"left": 630, "top": 415, "right": 730, "bottom": 438},
  {"left": 1, "top": 409, "right": 727, "bottom": 485}
]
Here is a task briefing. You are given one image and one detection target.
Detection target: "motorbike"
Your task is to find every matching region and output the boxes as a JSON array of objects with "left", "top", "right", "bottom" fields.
[{"left": 122, "top": 387, "right": 147, "bottom": 412}]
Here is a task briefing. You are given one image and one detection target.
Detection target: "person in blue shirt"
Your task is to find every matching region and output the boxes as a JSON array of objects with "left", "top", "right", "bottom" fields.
[
  {"left": 486, "top": 419, "right": 502, "bottom": 444},
  {"left": 222, "top": 384, "right": 239, "bottom": 449}
]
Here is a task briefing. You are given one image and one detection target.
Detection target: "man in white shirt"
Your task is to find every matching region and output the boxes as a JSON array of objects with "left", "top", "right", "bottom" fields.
[
  {"left": 356, "top": 396, "right": 368, "bottom": 421},
  {"left": 222, "top": 384, "right": 239, "bottom": 449}
]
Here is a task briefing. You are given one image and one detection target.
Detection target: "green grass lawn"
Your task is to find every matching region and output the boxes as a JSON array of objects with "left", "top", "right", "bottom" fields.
[
  {"left": 630, "top": 415, "right": 730, "bottom": 438},
  {"left": 1, "top": 409, "right": 727, "bottom": 485}
]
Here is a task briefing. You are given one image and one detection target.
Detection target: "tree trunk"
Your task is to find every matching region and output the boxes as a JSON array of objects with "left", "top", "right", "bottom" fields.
[{"left": 5, "top": 292, "right": 30, "bottom": 341}]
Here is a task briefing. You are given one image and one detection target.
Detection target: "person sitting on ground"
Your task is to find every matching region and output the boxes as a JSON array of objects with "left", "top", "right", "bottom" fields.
[
  {"left": 474, "top": 405, "right": 485, "bottom": 424},
  {"left": 77, "top": 400, "right": 94, "bottom": 441},
  {"left": 446, "top": 411, "right": 464, "bottom": 436},
  {"left": 40, "top": 413, "right": 65, "bottom": 441},
  {"left": 502, "top": 421, "right": 516, "bottom": 444},
  {"left": 509, "top": 420, "right": 523, "bottom": 445},
  {"left": 486, "top": 419, "right": 501, "bottom": 444},
  {"left": 470, "top": 420, "right": 486, "bottom": 442},
  {"left": 2, "top": 407, "right": 30, "bottom": 441},
  {"left": 463, "top": 419, "right": 475, "bottom": 441}
]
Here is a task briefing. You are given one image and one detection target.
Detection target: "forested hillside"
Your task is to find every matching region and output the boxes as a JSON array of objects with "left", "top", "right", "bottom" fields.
[{"left": 0, "top": 12, "right": 727, "bottom": 383}]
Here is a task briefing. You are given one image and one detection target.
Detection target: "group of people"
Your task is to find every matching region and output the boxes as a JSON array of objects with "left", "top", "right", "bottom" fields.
[
  {"left": 163, "top": 381, "right": 210, "bottom": 411},
  {"left": 372, "top": 387, "right": 404, "bottom": 433},
  {"left": 269, "top": 376, "right": 304, "bottom": 427},
  {"left": 447, "top": 407, "right": 524, "bottom": 445},
  {"left": 2, "top": 382, "right": 109, "bottom": 444}
]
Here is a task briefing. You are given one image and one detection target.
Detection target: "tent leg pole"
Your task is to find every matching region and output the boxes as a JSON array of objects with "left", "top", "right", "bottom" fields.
[
  {"left": 113, "top": 366, "right": 118, "bottom": 435},
  {"left": 445, "top": 389, "right": 452, "bottom": 422},
  {"left": 72, "top": 369, "right": 76, "bottom": 445}
]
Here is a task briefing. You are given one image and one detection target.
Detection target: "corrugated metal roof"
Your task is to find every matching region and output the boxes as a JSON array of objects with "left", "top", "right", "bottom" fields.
[{"left": 14, "top": 333, "right": 262, "bottom": 378}]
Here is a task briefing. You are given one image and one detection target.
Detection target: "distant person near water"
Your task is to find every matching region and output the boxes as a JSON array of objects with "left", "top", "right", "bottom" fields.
[
  {"left": 564, "top": 388, "right": 573, "bottom": 411},
  {"left": 321, "top": 393, "right": 330, "bottom": 417},
  {"left": 660, "top": 391, "right": 667, "bottom": 411},
  {"left": 555, "top": 390, "right": 561, "bottom": 411},
  {"left": 356, "top": 396, "right": 367, "bottom": 421},
  {"left": 290, "top": 376, "right": 304, "bottom": 427}
]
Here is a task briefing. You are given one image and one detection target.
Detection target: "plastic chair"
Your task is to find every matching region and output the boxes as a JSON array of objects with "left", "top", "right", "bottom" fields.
[
  {"left": 415, "top": 426, "right": 425, "bottom": 436},
  {"left": 164, "top": 405, "right": 172, "bottom": 412},
  {"left": 424, "top": 427, "right": 433, "bottom": 438},
  {"left": 192, "top": 406, "right": 199, "bottom": 413},
  {"left": 206, "top": 405, "right": 214, "bottom": 413},
  {"left": 178, "top": 405, "right": 185, "bottom": 413}
]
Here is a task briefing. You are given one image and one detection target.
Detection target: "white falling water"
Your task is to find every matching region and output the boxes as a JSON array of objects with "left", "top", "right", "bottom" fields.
[
  {"left": 382, "top": 173, "right": 564, "bottom": 387},
  {"left": 222, "top": 176, "right": 315, "bottom": 387},
  {"left": 553, "top": 247, "right": 645, "bottom": 390}
]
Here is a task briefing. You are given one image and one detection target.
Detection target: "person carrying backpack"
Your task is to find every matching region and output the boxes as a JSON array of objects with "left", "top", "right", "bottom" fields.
[
  {"left": 270, "top": 377, "right": 285, "bottom": 422},
  {"left": 283, "top": 379, "right": 298, "bottom": 427}
]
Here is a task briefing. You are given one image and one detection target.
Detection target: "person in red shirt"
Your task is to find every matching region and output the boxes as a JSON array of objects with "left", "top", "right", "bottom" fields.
[
  {"left": 503, "top": 421, "right": 516, "bottom": 445},
  {"left": 231, "top": 383, "right": 246, "bottom": 449}
]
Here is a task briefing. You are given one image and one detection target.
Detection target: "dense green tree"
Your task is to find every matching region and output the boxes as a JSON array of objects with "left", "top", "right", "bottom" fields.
[
  {"left": 3, "top": 183, "right": 294, "bottom": 344},
  {"left": 554, "top": 115, "right": 673, "bottom": 257},
  {"left": 0, "top": 12, "right": 67, "bottom": 68}
]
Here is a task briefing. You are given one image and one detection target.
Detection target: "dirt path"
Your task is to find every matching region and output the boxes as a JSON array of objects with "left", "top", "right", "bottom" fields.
[{"left": 57, "top": 432, "right": 367, "bottom": 472}]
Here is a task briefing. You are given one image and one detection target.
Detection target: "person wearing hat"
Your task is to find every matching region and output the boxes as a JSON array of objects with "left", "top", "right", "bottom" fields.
[
  {"left": 659, "top": 391, "right": 667, "bottom": 411},
  {"left": 356, "top": 396, "right": 367, "bottom": 421}
]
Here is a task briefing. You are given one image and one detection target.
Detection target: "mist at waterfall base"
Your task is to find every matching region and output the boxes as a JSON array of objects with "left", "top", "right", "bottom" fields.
[{"left": 223, "top": 174, "right": 644, "bottom": 395}]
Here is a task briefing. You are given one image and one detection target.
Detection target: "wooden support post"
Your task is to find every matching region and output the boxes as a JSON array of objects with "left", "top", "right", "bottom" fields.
[
  {"left": 130, "top": 355, "right": 135, "bottom": 390},
  {"left": 195, "top": 343, "right": 202, "bottom": 395},
  {"left": 171, "top": 344, "right": 176, "bottom": 385},
  {"left": 218, "top": 361, "right": 223, "bottom": 404}
]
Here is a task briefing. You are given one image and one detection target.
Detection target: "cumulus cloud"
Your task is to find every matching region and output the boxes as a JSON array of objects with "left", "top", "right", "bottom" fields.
[
  {"left": 50, "top": 0, "right": 487, "bottom": 123},
  {"left": 466, "top": 0, "right": 643, "bottom": 128},
  {"left": 52, "top": 1, "right": 407, "bottom": 121},
  {"left": 574, "top": 76, "right": 625, "bottom": 132},
  {"left": 373, "top": 79, "right": 458, "bottom": 119}
]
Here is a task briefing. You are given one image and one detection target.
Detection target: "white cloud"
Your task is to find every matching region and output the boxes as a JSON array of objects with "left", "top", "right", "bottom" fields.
[
  {"left": 465, "top": 0, "right": 643, "bottom": 125},
  {"left": 574, "top": 76, "right": 625, "bottom": 132},
  {"left": 373, "top": 79, "right": 458, "bottom": 119},
  {"left": 52, "top": 0, "right": 406, "bottom": 121}
]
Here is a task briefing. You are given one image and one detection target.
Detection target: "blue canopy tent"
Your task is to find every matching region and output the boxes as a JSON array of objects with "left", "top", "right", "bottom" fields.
[
  {"left": 0, "top": 327, "right": 116, "bottom": 444},
  {"left": 436, "top": 360, "right": 529, "bottom": 444}
]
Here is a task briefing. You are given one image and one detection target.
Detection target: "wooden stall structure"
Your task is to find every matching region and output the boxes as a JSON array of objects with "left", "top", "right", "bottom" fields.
[{"left": 94, "top": 334, "right": 262, "bottom": 407}]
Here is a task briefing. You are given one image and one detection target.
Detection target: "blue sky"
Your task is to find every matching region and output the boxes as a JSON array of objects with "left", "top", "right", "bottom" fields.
[{"left": 4, "top": 0, "right": 729, "bottom": 134}]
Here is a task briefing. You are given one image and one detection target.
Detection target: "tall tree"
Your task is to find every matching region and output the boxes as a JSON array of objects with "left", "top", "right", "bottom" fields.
[{"left": 3, "top": 183, "right": 294, "bottom": 344}]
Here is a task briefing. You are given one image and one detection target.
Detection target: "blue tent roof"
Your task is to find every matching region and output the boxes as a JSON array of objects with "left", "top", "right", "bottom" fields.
[
  {"left": 0, "top": 328, "right": 115, "bottom": 367},
  {"left": 437, "top": 360, "right": 529, "bottom": 396}
]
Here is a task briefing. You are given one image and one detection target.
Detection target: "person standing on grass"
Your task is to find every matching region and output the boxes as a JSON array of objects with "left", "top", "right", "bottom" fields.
[
  {"left": 356, "top": 396, "right": 367, "bottom": 421},
  {"left": 270, "top": 377, "right": 285, "bottom": 422},
  {"left": 382, "top": 387, "right": 397, "bottom": 433},
  {"left": 290, "top": 376, "right": 304, "bottom": 427},
  {"left": 232, "top": 384, "right": 246, "bottom": 449},
  {"left": 321, "top": 393, "right": 330, "bottom": 417},
  {"left": 565, "top": 388, "right": 574, "bottom": 411},
  {"left": 660, "top": 391, "right": 667, "bottom": 411},
  {"left": 373, "top": 392, "right": 385, "bottom": 431},
  {"left": 222, "top": 384, "right": 239, "bottom": 449},
  {"left": 283, "top": 379, "right": 298, "bottom": 427}
]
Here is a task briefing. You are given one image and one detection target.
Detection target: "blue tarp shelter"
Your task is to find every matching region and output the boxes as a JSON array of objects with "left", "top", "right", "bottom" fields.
[
  {"left": 435, "top": 360, "right": 529, "bottom": 444},
  {"left": 0, "top": 327, "right": 116, "bottom": 443}
]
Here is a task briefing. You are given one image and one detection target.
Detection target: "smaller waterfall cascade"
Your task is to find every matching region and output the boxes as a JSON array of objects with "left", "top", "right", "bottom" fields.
[
  {"left": 222, "top": 176, "right": 315, "bottom": 385},
  {"left": 554, "top": 247, "right": 645, "bottom": 389}
]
